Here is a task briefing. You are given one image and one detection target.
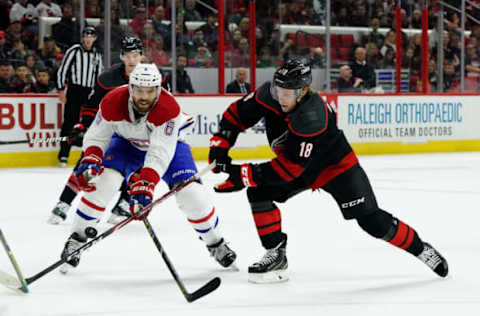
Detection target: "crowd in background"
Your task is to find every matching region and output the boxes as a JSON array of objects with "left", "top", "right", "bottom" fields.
[{"left": 0, "top": 0, "right": 479, "bottom": 93}]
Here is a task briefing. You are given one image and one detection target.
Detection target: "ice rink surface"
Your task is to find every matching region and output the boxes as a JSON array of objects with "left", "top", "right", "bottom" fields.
[{"left": 0, "top": 152, "right": 479, "bottom": 316}]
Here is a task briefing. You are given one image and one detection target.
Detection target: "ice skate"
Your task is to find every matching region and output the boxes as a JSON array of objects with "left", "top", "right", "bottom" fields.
[
  {"left": 248, "top": 240, "right": 288, "bottom": 283},
  {"left": 107, "top": 199, "right": 131, "bottom": 225},
  {"left": 207, "top": 238, "right": 237, "bottom": 269},
  {"left": 60, "top": 227, "right": 97, "bottom": 274},
  {"left": 47, "top": 201, "right": 70, "bottom": 225},
  {"left": 417, "top": 242, "right": 449, "bottom": 277}
]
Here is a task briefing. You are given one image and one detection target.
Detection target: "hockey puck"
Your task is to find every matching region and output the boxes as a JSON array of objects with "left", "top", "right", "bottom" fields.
[{"left": 85, "top": 227, "right": 98, "bottom": 238}]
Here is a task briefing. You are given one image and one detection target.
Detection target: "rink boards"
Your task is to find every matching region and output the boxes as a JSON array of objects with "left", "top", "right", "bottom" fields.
[{"left": 0, "top": 93, "right": 480, "bottom": 168}]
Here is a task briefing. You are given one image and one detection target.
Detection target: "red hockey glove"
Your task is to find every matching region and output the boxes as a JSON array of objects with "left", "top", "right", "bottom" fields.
[
  {"left": 128, "top": 168, "right": 159, "bottom": 220},
  {"left": 208, "top": 135, "right": 232, "bottom": 173},
  {"left": 74, "top": 150, "right": 103, "bottom": 192},
  {"left": 214, "top": 163, "right": 257, "bottom": 193},
  {"left": 69, "top": 123, "right": 86, "bottom": 147}
]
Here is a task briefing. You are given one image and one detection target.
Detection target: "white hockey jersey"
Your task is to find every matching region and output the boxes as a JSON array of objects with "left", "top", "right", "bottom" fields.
[{"left": 83, "top": 85, "right": 191, "bottom": 180}]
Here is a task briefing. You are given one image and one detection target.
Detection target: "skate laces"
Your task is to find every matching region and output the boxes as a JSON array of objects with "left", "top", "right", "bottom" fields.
[
  {"left": 65, "top": 235, "right": 85, "bottom": 257},
  {"left": 418, "top": 245, "right": 441, "bottom": 269}
]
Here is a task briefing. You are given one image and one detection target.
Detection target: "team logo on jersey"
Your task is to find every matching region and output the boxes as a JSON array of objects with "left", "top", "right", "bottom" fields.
[{"left": 164, "top": 120, "right": 175, "bottom": 136}]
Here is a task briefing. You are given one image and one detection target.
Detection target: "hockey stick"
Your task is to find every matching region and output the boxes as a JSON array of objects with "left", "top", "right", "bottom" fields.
[
  {"left": 0, "top": 136, "right": 69, "bottom": 145},
  {"left": 0, "top": 229, "right": 29, "bottom": 293},
  {"left": 0, "top": 162, "right": 216, "bottom": 293},
  {"left": 141, "top": 215, "right": 221, "bottom": 302}
]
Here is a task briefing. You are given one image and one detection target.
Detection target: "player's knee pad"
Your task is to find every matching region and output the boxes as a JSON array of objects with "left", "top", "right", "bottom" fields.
[
  {"left": 82, "top": 168, "right": 124, "bottom": 208},
  {"left": 175, "top": 182, "right": 212, "bottom": 218},
  {"left": 356, "top": 209, "right": 393, "bottom": 238}
]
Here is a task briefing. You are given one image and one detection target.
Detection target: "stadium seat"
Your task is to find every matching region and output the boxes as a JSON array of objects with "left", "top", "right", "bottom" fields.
[{"left": 340, "top": 34, "right": 355, "bottom": 48}]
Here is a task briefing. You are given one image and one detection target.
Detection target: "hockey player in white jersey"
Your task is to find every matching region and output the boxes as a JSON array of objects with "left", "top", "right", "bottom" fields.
[{"left": 60, "top": 63, "right": 236, "bottom": 272}]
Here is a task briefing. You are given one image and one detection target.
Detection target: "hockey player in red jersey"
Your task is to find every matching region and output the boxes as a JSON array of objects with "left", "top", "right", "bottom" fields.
[
  {"left": 60, "top": 63, "right": 236, "bottom": 273},
  {"left": 208, "top": 58, "right": 448, "bottom": 283}
]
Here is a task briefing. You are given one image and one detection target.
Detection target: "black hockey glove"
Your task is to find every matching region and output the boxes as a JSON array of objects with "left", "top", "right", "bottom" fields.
[
  {"left": 214, "top": 163, "right": 257, "bottom": 193},
  {"left": 208, "top": 135, "right": 232, "bottom": 173},
  {"left": 69, "top": 123, "right": 86, "bottom": 147}
]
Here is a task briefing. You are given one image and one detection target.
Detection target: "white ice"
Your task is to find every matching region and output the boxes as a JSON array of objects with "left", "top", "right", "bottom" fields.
[{"left": 0, "top": 152, "right": 479, "bottom": 316}]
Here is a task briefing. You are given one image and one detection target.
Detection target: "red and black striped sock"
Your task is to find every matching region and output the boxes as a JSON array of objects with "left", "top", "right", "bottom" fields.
[
  {"left": 383, "top": 218, "right": 424, "bottom": 256},
  {"left": 251, "top": 202, "right": 285, "bottom": 249}
]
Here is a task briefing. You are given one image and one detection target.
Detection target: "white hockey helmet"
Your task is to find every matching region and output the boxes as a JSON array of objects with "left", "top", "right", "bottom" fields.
[
  {"left": 129, "top": 63, "right": 162, "bottom": 112},
  {"left": 129, "top": 63, "right": 162, "bottom": 88}
]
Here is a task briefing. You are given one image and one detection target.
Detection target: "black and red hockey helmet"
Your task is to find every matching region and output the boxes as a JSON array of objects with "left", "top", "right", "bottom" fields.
[
  {"left": 121, "top": 36, "right": 143, "bottom": 55},
  {"left": 273, "top": 58, "right": 312, "bottom": 90}
]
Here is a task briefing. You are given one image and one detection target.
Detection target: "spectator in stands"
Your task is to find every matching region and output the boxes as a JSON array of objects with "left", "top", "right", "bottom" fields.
[
  {"left": 0, "top": 0, "right": 9, "bottom": 30},
  {"left": 140, "top": 21, "right": 156, "bottom": 42},
  {"left": 0, "top": 31, "right": 9, "bottom": 60},
  {"left": 411, "top": 9, "right": 422, "bottom": 29},
  {"left": 175, "top": 11, "right": 191, "bottom": 48},
  {"left": 351, "top": 4, "right": 369, "bottom": 27},
  {"left": 255, "top": 26, "right": 267, "bottom": 54},
  {"left": 350, "top": 46, "right": 376, "bottom": 90},
  {"left": 95, "top": 9, "right": 125, "bottom": 63},
  {"left": 9, "top": 62, "right": 33, "bottom": 92},
  {"left": 198, "top": 12, "right": 219, "bottom": 52},
  {"left": 0, "top": 60, "right": 13, "bottom": 92},
  {"left": 267, "top": 27, "right": 282, "bottom": 57},
  {"left": 10, "top": 39, "right": 28, "bottom": 68},
  {"left": 279, "top": 38, "right": 297, "bottom": 62},
  {"left": 194, "top": 46, "right": 213, "bottom": 68},
  {"left": 230, "top": 28, "right": 242, "bottom": 51},
  {"left": 145, "top": 34, "right": 170, "bottom": 67},
  {"left": 35, "top": 0, "right": 62, "bottom": 18},
  {"left": 380, "top": 30, "right": 396, "bottom": 56},
  {"left": 428, "top": 59, "right": 438, "bottom": 92},
  {"left": 186, "top": 29, "right": 208, "bottom": 59},
  {"left": 381, "top": 48, "right": 396, "bottom": 69},
  {"left": 38, "top": 36, "right": 61, "bottom": 70},
  {"left": 332, "top": 7, "right": 349, "bottom": 26},
  {"left": 238, "top": 17, "right": 249, "bottom": 38},
  {"left": 85, "top": 0, "right": 101, "bottom": 18},
  {"left": 25, "top": 54, "right": 42, "bottom": 78},
  {"left": 337, "top": 65, "right": 362, "bottom": 93},
  {"left": 52, "top": 3, "right": 81, "bottom": 51},
  {"left": 10, "top": 0, "right": 37, "bottom": 26},
  {"left": 164, "top": 54, "right": 195, "bottom": 93},
  {"left": 365, "top": 18, "right": 385, "bottom": 49},
  {"left": 365, "top": 42, "right": 381, "bottom": 69},
  {"left": 231, "top": 37, "right": 250, "bottom": 67},
  {"left": 129, "top": 4, "right": 148, "bottom": 36},
  {"left": 152, "top": 5, "right": 171, "bottom": 48},
  {"left": 465, "top": 43, "right": 480, "bottom": 78},
  {"left": 309, "top": 47, "right": 325, "bottom": 68},
  {"left": 184, "top": 0, "right": 202, "bottom": 21},
  {"left": 257, "top": 46, "right": 275, "bottom": 68},
  {"left": 444, "top": 60, "right": 460, "bottom": 91},
  {"left": 6, "top": 20, "right": 23, "bottom": 46},
  {"left": 226, "top": 67, "right": 250, "bottom": 94},
  {"left": 29, "top": 67, "right": 55, "bottom": 93}
]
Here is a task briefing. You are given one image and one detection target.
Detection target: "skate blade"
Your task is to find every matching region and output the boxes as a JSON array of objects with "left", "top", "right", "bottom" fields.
[
  {"left": 226, "top": 263, "right": 240, "bottom": 272},
  {"left": 47, "top": 214, "right": 64, "bottom": 225},
  {"left": 248, "top": 270, "right": 289, "bottom": 284},
  {"left": 107, "top": 214, "right": 128, "bottom": 225},
  {"left": 59, "top": 263, "right": 74, "bottom": 274}
]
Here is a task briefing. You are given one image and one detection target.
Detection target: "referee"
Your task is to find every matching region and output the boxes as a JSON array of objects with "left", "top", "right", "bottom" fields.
[{"left": 56, "top": 26, "right": 103, "bottom": 167}]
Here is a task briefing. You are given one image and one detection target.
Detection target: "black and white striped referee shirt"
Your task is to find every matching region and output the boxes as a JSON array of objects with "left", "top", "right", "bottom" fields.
[{"left": 56, "top": 43, "right": 103, "bottom": 90}]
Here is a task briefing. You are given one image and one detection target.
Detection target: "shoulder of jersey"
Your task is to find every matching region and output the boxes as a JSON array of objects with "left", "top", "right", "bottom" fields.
[
  {"left": 255, "top": 82, "right": 283, "bottom": 115},
  {"left": 288, "top": 94, "right": 328, "bottom": 137},
  {"left": 147, "top": 89, "right": 180, "bottom": 127},
  {"left": 99, "top": 85, "right": 130, "bottom": 121},
  {"left": 97, "top": 64, "right": 126, "bottom": 90}
]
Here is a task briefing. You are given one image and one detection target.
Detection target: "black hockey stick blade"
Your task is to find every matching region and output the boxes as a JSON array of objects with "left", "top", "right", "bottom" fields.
[
  {"left": 186, "top": 277, "right": 221, "bottom": 303},
  {"left": 0, "top": 229, "right": 29, "bottom": 293}
]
